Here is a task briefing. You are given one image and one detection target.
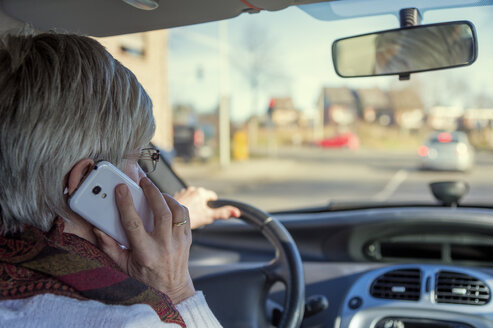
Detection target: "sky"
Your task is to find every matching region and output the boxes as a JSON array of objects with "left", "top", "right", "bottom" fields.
[{"left": 166, "top": 3, "right": 493, "bottom": 123}]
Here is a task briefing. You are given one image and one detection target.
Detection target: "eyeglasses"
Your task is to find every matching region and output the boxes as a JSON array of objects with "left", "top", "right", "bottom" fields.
[{"left": 126, "top": 147, "right": 160, "bottom": 174}]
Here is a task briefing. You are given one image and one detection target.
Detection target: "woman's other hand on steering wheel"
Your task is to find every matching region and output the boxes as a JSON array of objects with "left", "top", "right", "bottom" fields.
[{"left": 174, "top": 187, "right": 241, "bottom": 229}]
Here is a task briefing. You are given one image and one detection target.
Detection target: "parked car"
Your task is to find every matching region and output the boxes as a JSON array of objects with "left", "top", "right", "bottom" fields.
[
  {"left": 173, "top": 124, "right": 213, "bottom": 162},
  {"left": 316, "top": 132, "right": 360, "bottom": 149},
  {"left": 418, "top": 131, "right": 475, "bottom": 171},
  {"left": 3, "top": 0, "right": 493, "bottom": 328}
]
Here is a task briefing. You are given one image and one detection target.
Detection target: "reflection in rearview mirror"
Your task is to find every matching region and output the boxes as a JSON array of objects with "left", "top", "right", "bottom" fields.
[{"left": 332, "top": 21, "right": 477, "bottom": 78}]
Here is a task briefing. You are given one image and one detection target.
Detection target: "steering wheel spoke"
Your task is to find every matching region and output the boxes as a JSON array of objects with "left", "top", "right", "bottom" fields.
[{"left": 262, "top": 258, "right": 289, "bottom": 284}]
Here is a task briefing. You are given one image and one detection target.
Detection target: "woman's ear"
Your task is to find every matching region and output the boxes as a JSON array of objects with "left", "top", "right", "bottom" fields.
[{"left": 66, "top": 158, "right": 95, "bottom": 196}]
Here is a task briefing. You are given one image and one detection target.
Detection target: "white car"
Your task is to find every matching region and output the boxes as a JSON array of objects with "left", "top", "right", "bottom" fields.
[{"left": 419, "top": 131, "right": 475, "bottom": 171}]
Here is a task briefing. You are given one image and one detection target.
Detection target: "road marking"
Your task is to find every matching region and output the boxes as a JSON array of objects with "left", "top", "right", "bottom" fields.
[{"left": 372, "top": 169, "right": 408, "bottom": 202}]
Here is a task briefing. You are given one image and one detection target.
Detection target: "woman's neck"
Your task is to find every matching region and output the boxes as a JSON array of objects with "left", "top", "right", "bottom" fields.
[{"left": 63, "top": 213, "right": 98, "bottom": 245}]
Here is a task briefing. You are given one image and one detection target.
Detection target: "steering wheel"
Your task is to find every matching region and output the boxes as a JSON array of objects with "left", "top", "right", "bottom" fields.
[{"left": 193, "top": 199, "right": 305, "bottom": 328}]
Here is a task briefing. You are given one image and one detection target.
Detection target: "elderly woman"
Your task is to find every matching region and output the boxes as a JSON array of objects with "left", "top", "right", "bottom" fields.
[{"left": 0, "top": 32, "right": 222, "bottom": 327}]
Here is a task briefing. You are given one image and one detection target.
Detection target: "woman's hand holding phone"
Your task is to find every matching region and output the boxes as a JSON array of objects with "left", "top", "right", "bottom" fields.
[{"left": 94, "top": 177, "right": 195, "bottom": 304}]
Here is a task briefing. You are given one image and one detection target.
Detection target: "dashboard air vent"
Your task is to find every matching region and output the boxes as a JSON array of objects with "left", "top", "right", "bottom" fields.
[
  {"left": 370, "top": 268, "right": 421, "bottom": 301},
  {"left": 435, "top": 271, "right": 490, "bottom": 305}
]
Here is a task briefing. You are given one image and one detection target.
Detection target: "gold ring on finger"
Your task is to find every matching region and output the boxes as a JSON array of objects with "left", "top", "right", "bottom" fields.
[{"left": 173, "top": 219, "right": 188, "bottom": 227}]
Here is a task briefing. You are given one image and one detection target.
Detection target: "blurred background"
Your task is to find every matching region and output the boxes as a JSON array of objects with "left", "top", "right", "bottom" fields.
[{"left": 98, "top": 6, "right": 493, "bottom": 211}]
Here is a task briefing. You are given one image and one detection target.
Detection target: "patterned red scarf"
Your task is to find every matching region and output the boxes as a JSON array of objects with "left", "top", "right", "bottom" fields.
[{"left": 0, "top": 218, "right": 185, "bottom": 327}]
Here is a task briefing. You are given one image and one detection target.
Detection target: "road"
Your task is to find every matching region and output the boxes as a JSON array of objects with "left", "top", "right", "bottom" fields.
[{"left": 172, "top": 147, "right": 493, "bottom": 212}]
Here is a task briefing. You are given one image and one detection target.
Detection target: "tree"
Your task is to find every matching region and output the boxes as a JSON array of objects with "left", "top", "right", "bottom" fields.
[{"left": 232, "top": 24, "right": 289, "bottom": 117}]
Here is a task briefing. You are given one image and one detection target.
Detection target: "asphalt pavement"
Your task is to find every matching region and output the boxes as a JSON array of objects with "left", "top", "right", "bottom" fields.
[{"left": 172, "top": 146, "right": 493, "bottom": 212}]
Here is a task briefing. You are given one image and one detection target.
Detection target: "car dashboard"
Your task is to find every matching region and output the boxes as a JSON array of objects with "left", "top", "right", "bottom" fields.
[{"left": 189, "top": 206, "right": 493, "bottom": 327}]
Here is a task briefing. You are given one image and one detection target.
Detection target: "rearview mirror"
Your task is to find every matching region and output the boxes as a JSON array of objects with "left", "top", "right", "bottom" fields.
[{"left": 332, "top": 21, "right": 477, "bottom": 78}]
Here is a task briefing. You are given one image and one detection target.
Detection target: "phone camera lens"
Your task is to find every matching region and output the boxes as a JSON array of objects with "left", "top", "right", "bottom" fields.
[{"left": 92, "top": 186, "right": 102, "bottom": 195}]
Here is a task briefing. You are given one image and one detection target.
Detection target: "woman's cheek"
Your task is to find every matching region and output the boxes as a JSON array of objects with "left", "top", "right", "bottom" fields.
[{"left": 123, "top": 161, "right": 141, "bottom": 184}]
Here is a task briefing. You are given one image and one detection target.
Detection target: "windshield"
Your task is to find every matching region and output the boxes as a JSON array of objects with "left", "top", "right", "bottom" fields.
[{"left": 106, "top": 4, "right": 493, "bottom": 211}]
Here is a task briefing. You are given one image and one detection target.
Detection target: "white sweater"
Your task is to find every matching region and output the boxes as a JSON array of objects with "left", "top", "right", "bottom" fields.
[{"left": 0, "top": 291, "right": 222, "bottom": 328}]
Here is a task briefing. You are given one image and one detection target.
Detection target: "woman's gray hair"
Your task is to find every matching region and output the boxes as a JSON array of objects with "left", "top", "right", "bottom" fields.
[{"left": 0, "top": 33, "right": 155, "bottom": 234}]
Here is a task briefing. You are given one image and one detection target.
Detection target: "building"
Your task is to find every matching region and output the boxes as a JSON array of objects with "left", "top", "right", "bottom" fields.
[
  {"left": 463, "top": 108, "right": 493, "bottom": 130},
  {"left": 428, "top": 106, "right": 464, "bottom": 130},
  {"left": 96, "top": 31, "right": 173, "bottom": 150},
  {"left": 317, "top": 87, "right": 358, "bottom": 126},
  {"left": 388, "top": 87, "right": 424, "bottom": 130},
  {"left": 356, "top": 88, "right": 393, "bottom": 126},
  {"left": 267, "top": 97, "right": 305, "bottom": 128}
]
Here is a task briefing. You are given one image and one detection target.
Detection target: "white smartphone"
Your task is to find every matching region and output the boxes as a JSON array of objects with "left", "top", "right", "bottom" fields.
[{"left": 68, "top": 161, "right": 154, "bottom": 248}]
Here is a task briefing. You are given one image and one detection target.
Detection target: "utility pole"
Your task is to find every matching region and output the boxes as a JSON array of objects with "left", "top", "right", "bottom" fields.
[{"left": 218, "top": 21, "right": 231, "bottom": 167}]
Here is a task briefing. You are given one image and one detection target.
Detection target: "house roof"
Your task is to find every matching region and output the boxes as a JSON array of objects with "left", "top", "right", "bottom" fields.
[
  {"left": 321, "top": 87, "right": 357, "bottom": 107},
  {"left": 356, "top": 88, "right": 391, "bottom": 109},
  {"left": 270, "top": 97, "right": 296, "bottom": 110},
  {"left": 389, "top": 87, "right": 423, "bottom": 111}
]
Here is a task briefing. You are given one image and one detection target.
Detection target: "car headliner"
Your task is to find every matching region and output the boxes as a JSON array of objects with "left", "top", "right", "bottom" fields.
[
  {"left": 1, "top": 0, "right": 489, "bottom": 37},
  {"left": 0, "top": 0, "right": 328, "bottom": 37}
]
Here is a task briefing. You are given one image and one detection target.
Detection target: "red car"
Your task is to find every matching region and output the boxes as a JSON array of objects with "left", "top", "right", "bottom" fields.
[{"left": 316, "top": 132, "right": 360, "bottom": 149}]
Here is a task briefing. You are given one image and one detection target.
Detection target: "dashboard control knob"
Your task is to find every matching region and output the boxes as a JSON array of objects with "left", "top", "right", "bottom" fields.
[
  {"left": 304, "top": 294, "right": 329, "bottom": 318},
  {"left": 348, "top": 296, "right": 362, "bottom": 309}
]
